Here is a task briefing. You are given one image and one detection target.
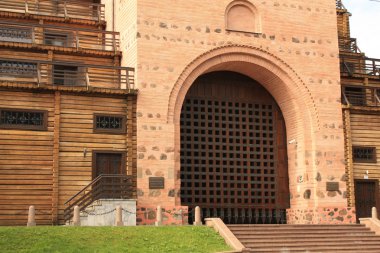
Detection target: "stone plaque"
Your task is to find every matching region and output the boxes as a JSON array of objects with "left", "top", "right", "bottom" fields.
[
  {"left": 326, "top": 182, "right": 339, "bottom": 191},
  {"left": 149, "top": 177, "right": 165, "bottom": 189}
]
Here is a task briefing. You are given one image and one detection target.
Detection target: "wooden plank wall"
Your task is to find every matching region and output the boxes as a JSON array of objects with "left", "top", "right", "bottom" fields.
[
  {"left": 0, "top": 90, "right": 54, "bottom": 225},
  {"left": 0, "top": 90, "right": 136, "bottom": 225},
  {"left": 57, "top": 93, "right": 130, "bottom": 224},
  {"left": 350, "top": 112, "right": 380, "bottom": 189}
]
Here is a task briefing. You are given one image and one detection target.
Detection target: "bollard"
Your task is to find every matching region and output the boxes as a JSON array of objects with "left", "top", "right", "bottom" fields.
[
  {"left": 27, "top": 206, "right": 36, "bottom": 227},
  {"left": 193, "top": 206, "right": 202, "bottom": 226},
  {"left": 73, "top": 205, "right": 81, "bottom": 226},
  {"left": 372, "top": 207, "right": 378, "bottom": 219},
  {"left": 115, "top": 206, "right": 123, "bottom": 226},
  {"left": 155, "top": 205, "right": 162, "bottom": 226}
]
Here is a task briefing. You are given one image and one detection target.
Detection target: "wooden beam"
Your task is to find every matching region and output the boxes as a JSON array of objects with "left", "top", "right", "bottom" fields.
[{"left": 52, "top": 91, "right": 61, "bottom": 224}]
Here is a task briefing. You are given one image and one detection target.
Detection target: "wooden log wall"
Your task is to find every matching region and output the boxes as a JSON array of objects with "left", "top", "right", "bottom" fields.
[
  {"left": 348, "top": 111, "right": 380, "bottom": 204},
  {"left": 57, "top": 93, "right": 132, "bottom": 223},
  {"left": 0, "top": 90, "right": 136, "bottom": 225},
  {"left": 0, "top": 89, "right": 54, "bottom": 225}
]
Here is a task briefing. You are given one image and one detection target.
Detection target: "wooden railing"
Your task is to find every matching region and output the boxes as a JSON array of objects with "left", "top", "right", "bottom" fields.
[
  {"left": 0, "top": 21, "right": 120, "bottom": 52},
  {"left": 340, "top": 56, "right": 380, "bottom": 78},
  {"left": 342, "top": 85, "right": 380, "bottom": 107},
  {"left": 336, "top": 0, "right": 346, "bottom": 10},
  {"left": 0, "top": 58, "right": 135, "bottom": 90},
  {"left": 339, "top": 38, "right": 361, "bottom": 54},
  {"left": 64, "top": 174, "right": 134, "bottom": 223},
  {"left": 0, "top": 0, "right": 105, "bottom": 22}
]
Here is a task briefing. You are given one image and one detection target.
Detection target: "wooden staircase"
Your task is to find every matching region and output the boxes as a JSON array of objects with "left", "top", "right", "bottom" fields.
[{"left": 228, "top": 224, "right": 380, "bottom": 253}]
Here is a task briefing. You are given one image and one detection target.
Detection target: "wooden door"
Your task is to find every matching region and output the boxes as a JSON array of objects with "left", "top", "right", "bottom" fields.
[
  {"left": 355, "top": 179, "right": 380, "bottom": 222},
  {"left": 94, "top": 152, "right": 123, "bottom": 178},
  {"left": 93, "top": 152, "right": 125, "bottom": 199}
]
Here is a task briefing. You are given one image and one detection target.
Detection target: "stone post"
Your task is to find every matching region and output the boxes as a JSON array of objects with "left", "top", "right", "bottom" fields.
[
  {"left": 115, "top": 206, "right": 123, "bottom": 226},
  {"left": 73, "top": 205, "right": 81, "bottom": 226},
  {"left": 155, "top": 206, "right": 162, "bottom": 226},
  {"left": 372, "top": 207, "right": 378, "bottom": 219},
  {"left": 194, "top": 206, "right": 202, "bottom": 226},
  {"left": 27, "top": 206, "right": 36, "bottom": 227}
]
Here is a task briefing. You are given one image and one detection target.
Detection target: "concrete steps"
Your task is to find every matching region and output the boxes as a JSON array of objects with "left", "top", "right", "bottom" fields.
[{"left": 228, "top": 224, "right": 380, "bottom": 253}]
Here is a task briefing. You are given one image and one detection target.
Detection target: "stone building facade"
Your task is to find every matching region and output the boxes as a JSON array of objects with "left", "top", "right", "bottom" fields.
[{"left": 108, "top": 0, "right": 352, "bottom": 224}]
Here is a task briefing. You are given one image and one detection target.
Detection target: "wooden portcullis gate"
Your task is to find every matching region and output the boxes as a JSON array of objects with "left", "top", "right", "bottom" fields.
[{"left": 180, "top": 72, "right": 290, "bottom": 224}]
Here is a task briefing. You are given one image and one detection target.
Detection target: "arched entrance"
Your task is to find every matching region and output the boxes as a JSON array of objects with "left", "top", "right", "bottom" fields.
[{"left": 180, "top": 71, "right": 290, "bottom": 224}]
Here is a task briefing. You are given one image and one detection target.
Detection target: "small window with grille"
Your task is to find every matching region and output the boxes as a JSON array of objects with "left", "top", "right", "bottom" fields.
[
  {"left": 0, "top": 108, "right": 47, "bottom": 130},
  {"left": 93, "top": 114, "right": 126, "bottom": 134},
  {"left": 353, "top": 146, "right": 376, "bottom": 163}
]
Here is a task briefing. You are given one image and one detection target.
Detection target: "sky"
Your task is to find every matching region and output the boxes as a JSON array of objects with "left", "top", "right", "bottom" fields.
[{"left": 343, "top": 0, "right": 380, "bottom": 59}]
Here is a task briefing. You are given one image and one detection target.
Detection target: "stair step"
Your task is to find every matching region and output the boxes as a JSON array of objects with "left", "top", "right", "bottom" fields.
[
  {"left": 247, "top": 250, "right": 380, "bottom": 253},
  {"left": 228, "top": 225, "right": 368, "bottom": 230},
  {"left": 244, "top": 240, "right": 380, "bottom": 248},
  {"left": 229, "top": 224, "right": 380, "bottom": 253},
  {"left": 245, "top": 244, "right": 380, "bottom": 252},
  {"left": 234, "top": 231, "right": 376, "bottom": 240},
  {"left": 239, "top": 236, "right": 380, "bottom": 244},
  {"left": 231, "top": 230, "right": 374, "bottom": 236}
]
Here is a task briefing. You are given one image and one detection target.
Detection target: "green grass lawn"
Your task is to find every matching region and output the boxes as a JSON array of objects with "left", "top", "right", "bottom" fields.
[{"left": 0, "top": 226, "right": 231, "bottom": 253}]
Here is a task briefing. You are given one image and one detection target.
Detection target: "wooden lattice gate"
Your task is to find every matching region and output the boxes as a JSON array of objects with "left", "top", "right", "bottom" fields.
[{"left": 180, "top": 71, "right": 290, "bottom": 224}]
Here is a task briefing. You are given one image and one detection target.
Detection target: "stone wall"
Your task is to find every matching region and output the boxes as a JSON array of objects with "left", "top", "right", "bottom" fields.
[
  {"left": 287, "top": 207, "right": 356, "bottom": 224},
  {"left": 137, "top": 206, "right": 188, "bottom": 225}
]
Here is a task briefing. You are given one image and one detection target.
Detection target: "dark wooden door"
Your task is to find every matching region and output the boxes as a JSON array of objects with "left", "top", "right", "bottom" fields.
[
  {"left": 93, "top": 152, "right": 125, "bottom": 199},
  {"left": 180, "top": 71, "right": 290, "bottom": 224},
  {"left": 355, "top": 179, "right": 380, "bottom": 222},
  {"left": 94, "top": 153, "right": 123, "bottom": 177}
]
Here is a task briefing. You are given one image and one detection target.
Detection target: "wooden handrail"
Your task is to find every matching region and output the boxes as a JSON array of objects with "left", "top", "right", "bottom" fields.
[
  {"left": 0, "top": 20, "right": 120, "bottom": 52},
  {"left": 0, "top": 57, "right": 135, "bottom": 89},
  {"left": 342, "top": 85, "right": 380, "bottom": 107}
]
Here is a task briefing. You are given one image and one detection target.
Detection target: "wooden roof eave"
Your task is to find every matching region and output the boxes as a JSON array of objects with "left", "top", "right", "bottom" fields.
[{"left": 0, "top": 82, "right": 138, "bottom": 97}]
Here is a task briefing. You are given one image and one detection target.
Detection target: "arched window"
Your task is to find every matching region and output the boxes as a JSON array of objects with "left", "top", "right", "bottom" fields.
[{"left": 225, "top": 0, "right": 261, "bottom": 33}]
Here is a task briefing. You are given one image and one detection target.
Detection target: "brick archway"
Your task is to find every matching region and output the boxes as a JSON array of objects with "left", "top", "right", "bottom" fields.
[
  {"left": 169, "top": 45, "right": 321, "bottom": 214},
  {"left": 168, "top": 45, "right": 319, "bottom": 131}
]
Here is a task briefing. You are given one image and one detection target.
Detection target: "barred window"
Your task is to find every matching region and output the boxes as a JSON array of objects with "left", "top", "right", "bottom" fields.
[
  {"left": 94, "top": 114, "right": 126, "bottom": 134},
  {"left": 0, "top": 27, "right": 32, "bottom": 43},
  {"left": 0, "top": 60, "right": 37, "bottom": 77},
  {"left": 0, "top": 109, "right": 47, "bottom": 130},
  {"left": 353, "top": 146, "right": 376, "bottom": 163}
]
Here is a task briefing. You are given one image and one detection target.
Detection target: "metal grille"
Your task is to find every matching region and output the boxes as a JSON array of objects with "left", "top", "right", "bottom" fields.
[
  {"left": 0, "top": 60, "right": 37, "bottom": 77},
  {"left": 95, "top": 115, "right": 123, "bottom": 130},
  {"left": 0, "top": 109, "right": 45, "bottom": 130},
  {"left": 0, "top": 27, "right": 32, "bottom": 42},
  {"left": 180, "top": 72, "right": 289, "bottom": 224},
  {"left": 353, "top": 146, "right": 376, "bottom": 163}
]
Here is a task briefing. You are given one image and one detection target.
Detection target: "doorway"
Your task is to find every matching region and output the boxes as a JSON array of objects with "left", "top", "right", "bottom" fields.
[
  {"left": 355, "top": 179, "right": 380, "bottom": 222},
  {"left": 180, "top": 71, "right": 290, "bottom": 224}
]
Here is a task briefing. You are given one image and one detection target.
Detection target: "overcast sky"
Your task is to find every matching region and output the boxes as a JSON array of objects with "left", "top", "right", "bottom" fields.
[{"left": 344, "top": 0, "right": 380, "bottom": 59}]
